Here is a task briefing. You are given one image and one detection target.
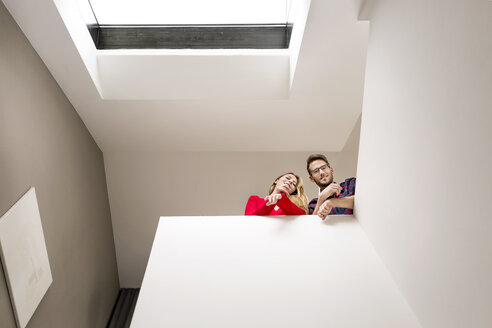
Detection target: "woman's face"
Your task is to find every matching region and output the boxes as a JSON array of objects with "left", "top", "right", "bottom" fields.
[{"left": 275, "top": 174, "right": 298, "bottom": 195}]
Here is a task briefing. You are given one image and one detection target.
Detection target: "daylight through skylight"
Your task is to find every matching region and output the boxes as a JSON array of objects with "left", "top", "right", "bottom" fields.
[{"left": 87, "top": 0, "right": 292, "bottom": 25}]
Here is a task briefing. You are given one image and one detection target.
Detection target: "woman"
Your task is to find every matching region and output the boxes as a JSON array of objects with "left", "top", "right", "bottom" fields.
[{"left": 245, "top": 172, "right": 309, "bottom": 215}]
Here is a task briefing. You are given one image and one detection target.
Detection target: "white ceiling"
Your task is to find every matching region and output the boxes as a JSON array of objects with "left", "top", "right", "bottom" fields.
[{"left": 3, "top": 0, "right": 369, "bottom": 152}]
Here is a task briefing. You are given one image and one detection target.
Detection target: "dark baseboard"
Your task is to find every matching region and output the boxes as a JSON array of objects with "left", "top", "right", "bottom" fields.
[{"left": 106, "top": 288, "right": 140, "bottom": 328}]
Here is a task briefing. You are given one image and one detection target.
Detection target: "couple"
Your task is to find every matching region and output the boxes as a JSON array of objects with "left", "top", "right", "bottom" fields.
[{"left": 244, "top": 154, "right": 356, "bottom": 220}]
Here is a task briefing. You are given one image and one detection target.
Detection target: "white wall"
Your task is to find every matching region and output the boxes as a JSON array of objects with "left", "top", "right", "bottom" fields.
[
  {"left": 132, "top": 216, "right": 420, "bottom": 328},
  {"left": 356, "top": 0, "right": 492, "bottom": 327},
  {"left": 288, "top": 0, "right": 311, "bottom": 85},
  {"left": 331, "top": 114, "right": 361, "bottom": 181},
  {"left": 105, "top": 151, "right": 355, "bottom": 287}
]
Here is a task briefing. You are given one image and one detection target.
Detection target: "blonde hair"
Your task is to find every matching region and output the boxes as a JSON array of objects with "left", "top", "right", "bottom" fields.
[{"left": 268, "top": 172, "right": 309, "bottom": 213}]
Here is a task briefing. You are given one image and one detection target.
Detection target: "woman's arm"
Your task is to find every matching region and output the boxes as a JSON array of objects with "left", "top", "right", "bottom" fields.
[
  {"left": 275, "top": 194, "right": 306, "bottom": 215},
  {"left": 244, "top": 195, "right": 275, "bottom": 215}
]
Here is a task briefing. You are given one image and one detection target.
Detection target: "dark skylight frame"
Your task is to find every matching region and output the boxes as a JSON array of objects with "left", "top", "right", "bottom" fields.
[{"left": 90, "top": 24, "right": 293, "bottom": 50}]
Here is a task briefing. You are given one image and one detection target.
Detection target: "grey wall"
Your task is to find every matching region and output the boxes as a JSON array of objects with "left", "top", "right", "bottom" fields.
[
  {"left": 0, "top": 3, "right": 119, "bottom": 327},
  {"left": 104, "top": 150, "right": 346, "bottom": 287}
]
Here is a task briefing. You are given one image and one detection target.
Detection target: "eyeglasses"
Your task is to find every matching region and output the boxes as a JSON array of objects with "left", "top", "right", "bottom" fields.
[{"left": 311, "top": 164, "right": 330, "bottom": 176}]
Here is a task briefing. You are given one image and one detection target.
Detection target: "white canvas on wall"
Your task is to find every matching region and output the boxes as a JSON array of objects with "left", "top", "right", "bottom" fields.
[{"left": 0, "top": 187, "right": 53, "bottom": 328}]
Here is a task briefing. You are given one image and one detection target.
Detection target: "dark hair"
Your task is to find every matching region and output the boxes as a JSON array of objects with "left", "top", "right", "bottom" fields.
[{"left": 306, "top": 154, "right": 330, "bottom": 176}]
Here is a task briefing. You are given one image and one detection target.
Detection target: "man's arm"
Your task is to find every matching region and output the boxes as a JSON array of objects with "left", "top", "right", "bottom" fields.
[
  {"left": 311, "top": 200, "right": 323, "bottom": 215},
  {"left": 311, "top": 183, "right": 342, "bottom": 215},
  {"left": 317, "top": 196, "right": 355, "bottom": 220},
  {"left": 328, "top": 195, "right": 354, "bottom": 210}
]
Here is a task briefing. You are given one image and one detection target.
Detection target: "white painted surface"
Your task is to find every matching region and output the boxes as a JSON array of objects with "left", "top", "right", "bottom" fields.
[
  {"left": 131, "top": 215, "right": 420, "bottom": 328},
  {"left": 287, "top": 0, "right": 311, "bottom": 85},
  {"left": 1, "top": 0, "right": 368, "bottom": 152},
  {"left": 0, "top": 188, "right": 52, "bottom": 328},
  {"left": 356, "top": 0, "right": 492, "bottom": 327},
  {"left": 330, "top": 114, "right": 361, "bottom": 181},
  {"left": 97, "top": 51, "right": 290, "bottom": 100}
]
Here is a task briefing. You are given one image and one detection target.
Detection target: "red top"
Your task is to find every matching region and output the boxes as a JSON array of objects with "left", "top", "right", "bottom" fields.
[{"left": 244, "top": 194, "right": 306, "bottom": 216}]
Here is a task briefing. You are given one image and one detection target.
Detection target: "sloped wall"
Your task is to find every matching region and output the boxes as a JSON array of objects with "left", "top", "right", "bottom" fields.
[
  {"left": 356, "top": 0, "right": 492, "bottom": 327},
  {"left": 0, "top": 3, "right": 119, "bottom": 327}
]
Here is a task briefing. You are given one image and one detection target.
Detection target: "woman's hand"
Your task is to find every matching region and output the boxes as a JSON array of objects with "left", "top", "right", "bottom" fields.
[
  {"left": 275, "top": 181, "right": 296, "bottom": 196},
  {"left": 265, "top": 193, "right": 283, "bottom": 206}
]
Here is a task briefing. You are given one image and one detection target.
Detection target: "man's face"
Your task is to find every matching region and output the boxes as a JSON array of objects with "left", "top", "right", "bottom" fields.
[{"left": 308, "top": 159, "right": 334, "bottom": 188}]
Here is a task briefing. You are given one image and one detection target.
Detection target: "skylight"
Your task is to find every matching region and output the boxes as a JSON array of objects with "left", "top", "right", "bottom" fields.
[
  {"left": 67, "top": 0, "right": 311, "bottom": 98},
  {"left": 79, "top": 0, "right": 295, "bottom": 49},
  {"left": 87, "top": 0, "right": 293, "bottom": 25}
]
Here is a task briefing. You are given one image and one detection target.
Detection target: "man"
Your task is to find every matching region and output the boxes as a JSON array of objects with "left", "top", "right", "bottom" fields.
[{"left": 306, "top": 154, "right": 356, "bottom": 220}]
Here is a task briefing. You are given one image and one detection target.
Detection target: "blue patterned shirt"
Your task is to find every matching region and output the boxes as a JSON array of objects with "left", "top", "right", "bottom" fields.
[{"left": 308, "top": 177, "right": 356, "bottom": 215}]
